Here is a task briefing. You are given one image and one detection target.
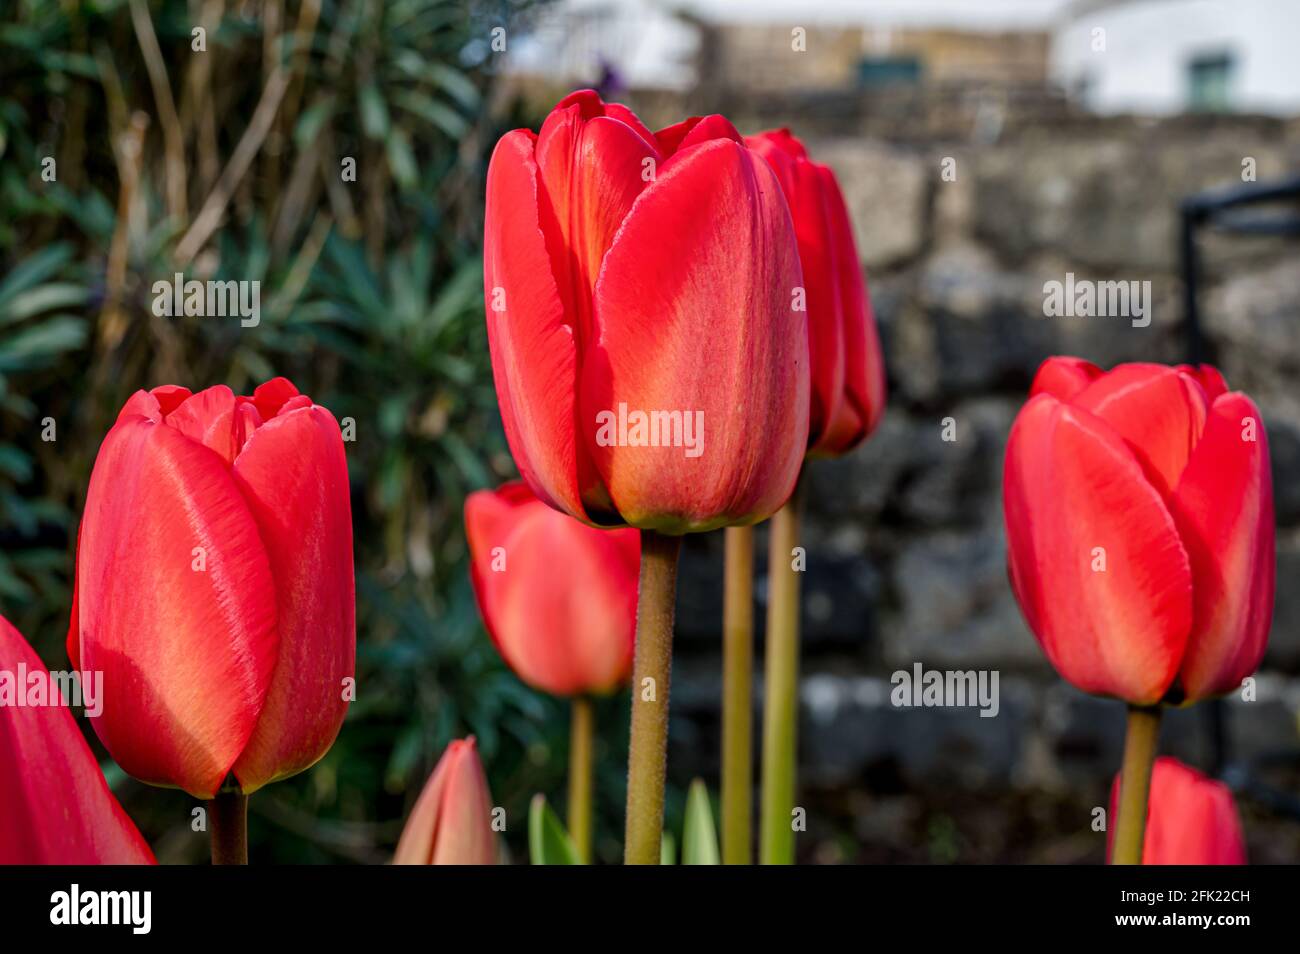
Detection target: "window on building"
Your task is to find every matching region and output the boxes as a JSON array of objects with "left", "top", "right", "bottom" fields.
[
  {"left": 857, "top": 57, "right": 922, "bottom": 88},
  {"left": 1187, "top": 51, "right": 1236, "bottom": 112}
]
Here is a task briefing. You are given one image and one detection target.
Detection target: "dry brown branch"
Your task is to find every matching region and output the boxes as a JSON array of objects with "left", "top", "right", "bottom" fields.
[
  {"left": 174, "top": 65, "right": 292, "bottom": 265},
  {"left": 129, "top": 0, "right": 188, "bottom": 223}
]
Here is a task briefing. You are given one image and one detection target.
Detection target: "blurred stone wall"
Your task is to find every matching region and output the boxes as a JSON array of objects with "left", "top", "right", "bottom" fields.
[{"left": 650, "top": 88, "right": 1300, "bottom": 861}]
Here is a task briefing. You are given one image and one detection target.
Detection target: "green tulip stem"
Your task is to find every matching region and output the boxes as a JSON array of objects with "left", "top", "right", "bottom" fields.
[
  {"left": 721, "top": 524, "right": 755, "bottom": 864},
  {"left": 760, "top": 476, "right": 805, "bottom": 865},
  {"left": 1112, "top": 705, "right": 1163, "bottom": 865},
  {"left": 568, "top": 696, "right": 595, "bottom": 864},
  {"left": 209, "top": 789, "right": 249, "bottom": 865},
  {"left": 624, "top": 530, "right": 682, "bottom": 865}
]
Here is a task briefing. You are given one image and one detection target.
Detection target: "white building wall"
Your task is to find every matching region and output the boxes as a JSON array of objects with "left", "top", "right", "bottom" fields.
[{"left": 1052, "top": 0, "right": 1300, "bottom": 115}]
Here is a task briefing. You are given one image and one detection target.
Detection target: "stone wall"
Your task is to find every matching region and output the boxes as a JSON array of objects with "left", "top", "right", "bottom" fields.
[{"left": 654, "top": 94, "right": 1300, "bottom": 861}]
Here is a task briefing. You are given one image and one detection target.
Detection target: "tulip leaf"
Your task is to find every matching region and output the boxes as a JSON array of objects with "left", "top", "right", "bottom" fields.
[
  {"left": 660, "top": 831, "right": 676, "bottom": 866},
  {"left": 528, "top": 794, "right": 580, "bottom": 865},
  {"left": 682, "top": 779, "right": 721, "bottom": 865}
]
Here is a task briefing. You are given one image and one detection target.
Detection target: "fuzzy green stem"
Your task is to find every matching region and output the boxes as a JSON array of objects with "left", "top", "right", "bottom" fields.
[
  {"left": 567, "top": 696, "right": 595, "bottom": 864},
  {"left": 722, "top": 524, "right": 755, "bottom": 864},
  {"left": 760, "top": 478, "right": 804, "bottom": 865},
  {"left": 623, "top": 530, "right": 682, "bottom": 865},
  {"left": 1112, "top": 705, "right": 1162, "bottom": 865},
  {"left": 208, "top": 790, "right": 248, "bottom": 865}
]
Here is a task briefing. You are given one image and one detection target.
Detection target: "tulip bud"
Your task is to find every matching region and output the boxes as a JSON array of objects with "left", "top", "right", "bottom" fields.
[
  {"left": 394, "top": 737, "right": 497, "bottom": 865},
  {"left": 745, "top": 128, "right": 887, "bottom": 457},
  {"left": 465, "top": 482, "right": 638, "bottom": 697},
  {"left": 1003, "top": 358, "right": 1274, "bottom": 705},
  {"left": 483, "top": 90, "right": 809, "bottom": 532},
  {"left": 67, "top": 378, "right": 356, "bottom": 799},
  {"left": 0, "top": 614, "right": 154, "bottom": 863},
  {"left": 1107, "top": 757, "right": 1246, "bottom": 864}
]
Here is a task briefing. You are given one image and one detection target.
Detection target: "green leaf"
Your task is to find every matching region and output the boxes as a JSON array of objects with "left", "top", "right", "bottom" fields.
[
  {"left": 529, "top": 794, "right": 580, "bottom": 865},
  {"left": 1, "top": 282, "right": 89, "bottom": 324},
  {"left": 385, "top": 128, "right": 418, "bottom": 190},
  {"left": 393, "top": 90, "right": 467, "bottom": 138},
  {"left": 294, "top": 98, "right": 334, "bottom": 149},
  {"left": 0, "top": 244, "right": 73, "bottom": 311},
  {"left": 660, "top": 831, "right": 677, "bottom": 865},
  {"left": 682, "top": 778, "right": 721, "bottom": 865},
  {"left": 358, "top": 83, "right": 390, "bottom": 139}
]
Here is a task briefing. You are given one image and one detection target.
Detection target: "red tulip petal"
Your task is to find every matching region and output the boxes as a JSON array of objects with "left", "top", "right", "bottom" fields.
[
  {"left": 784, "top": 159, "right": 845, "bottom": 450},
  {"left": 0, "top": 615, "right": 155, "bottom": 864},
  {"left": 1029, "top": 356, "right": 1102, "bottom": 401},
  {"left": 656, "top": 114, "right": 743, "bottom": 159},
  {"left": 584, "top": 138, "right": 809, "bottom": 531},
  {"left": 464, "top": 484, "right": 536, "bottom": 646},
  {"left": 164, "top": 384, "right": 239, "bottom": 464},
  {"left": 74, "top": 417, "right": 278, "bottom": 798},
  {"left": 117, "top": 389, "right": 164, "bottom": 424},
  {"left": 473, "top": 494, "right": 637, "bottom": 696},
  {"left": 150, "top": 384, "right": 192, "bottom": 416},
  {"left": 484, "top": 129, "right": 594, "bottom": 521},
  {"left": 251, "top": 376, "right": 301, "bottom": 420},
  {"left": 535, "top": 108, "right": 659, "bottom": 343},
  {"left": 599, "top": 102, "right": 659, "bottom": 147},
  {"left": 1003, "top": 394, "right": 1192, "bottom": 703},
  {"left": 811, "top": 166, "right": 886, "bottom": 455},
  {"left": 1176, "top": 363, "right": 1229, "bottom": 401},
  {"left": 1108, "top": 758, "right": 1246, "bottom": 864},
  {"left": 1170, "top": 392, "right": 1274, "bottom": 700},
  {"left": 1074, "top": 363, "right": 1208, "bottom": 499},
  {"left": 230, "top": 405, "right": 355, "bottom": 792}
]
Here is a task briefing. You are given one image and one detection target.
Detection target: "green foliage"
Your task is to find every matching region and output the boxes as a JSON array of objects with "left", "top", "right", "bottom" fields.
[
  {"left": 528, "top": 793, "right": 580, "bottom": 865},
  {"left": 681, "top": 779, "right": 721, "bottom": 865},
  {"left": 0, "top": 0, "right": 586, "bottom": 864}
]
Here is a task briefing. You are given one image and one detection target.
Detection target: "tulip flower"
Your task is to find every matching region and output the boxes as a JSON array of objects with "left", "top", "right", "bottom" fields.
[
  {"left": 484, "top": 90, "right": 808, "bottom": 862},
  {"left": 1004, "top": 358, "right": 1273, "bottom": 704},
  {"left": 465, "top": 481, "right": 638, "bottom": 861},
  {"left": 67, "top": 378, "right": 355, "bottom": 862},
  {"left": 394, "top": 738, "right": 497, "bottom": 865},
  {"left": 745, "top": 128, "right": 886, "bottom": 459},
  {"left": 465, "top": 481, "right": 637, "bottom": 697},
  {"left": 1, "top": 613, "right": 154, "bottom": 864},
  {"left": 738, "top": 129, "right": 887, "bottom": 864},
  {"left": 1004, "top": 357, "right": 1274, "bottom": 862},
  {"left": 1107, "top": 758, "right": 1246, "bottom": 864},
  {"left": 484, "top": 90, "right": 807, "bottom": 533}
]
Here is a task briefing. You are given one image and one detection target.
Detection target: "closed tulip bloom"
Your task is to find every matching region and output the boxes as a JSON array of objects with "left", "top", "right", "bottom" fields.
[
  {"left": 67, "top": 378, "right": 355, "bottom": 799},
  {"left": 465, "top": 482, "right": 638, "bottom": 697},
  {"left": 1004, "top": 358, "right": 1274, "bottom": 705},
  {"left": 1107, "top": 757, "right": 1246, "bottom": 864},
  {"left": 484, "top": 90, "right": 809, "bottom": 533},
  {"left": 394, "top": 738, "right": 497, "bottom": 865},
  {"left": 745, "top": 129, "right": 886, "bottom": 457},
  {"left": 1, "top": 614, "right": 154, "bottom": 864}
]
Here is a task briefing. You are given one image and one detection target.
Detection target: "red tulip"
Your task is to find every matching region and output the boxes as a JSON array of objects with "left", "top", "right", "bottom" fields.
[
  {"left": 483, "top": 90, "right": 809, "bottom": 532},
  {"left": 1004, "top": 358, "right": 1274, "bottom": 705},
  {"left": 1, "top": 613, "right": 154, "bottom": 863},
  {"left": 465, "top": 481, "right": 638, "bottom": 697},
  {"left": 745, "top": 129, "right": 886, "bottom": 457},
  {"left": 393, "top": 737, "right": 497, "bottom": 865},
  {"left": 67, "top": 378, "right": 355, "bottom": 799},
  {"left": 1107, "top": 757, "right": 1246, "bottom": 864}
]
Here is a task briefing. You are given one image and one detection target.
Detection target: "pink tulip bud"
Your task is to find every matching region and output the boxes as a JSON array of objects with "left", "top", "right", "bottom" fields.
[{"left": 394, "top": 738, "right": 497, "bottom": 865}]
